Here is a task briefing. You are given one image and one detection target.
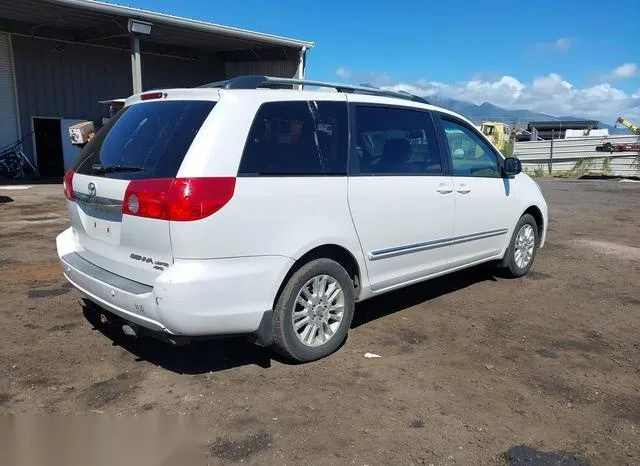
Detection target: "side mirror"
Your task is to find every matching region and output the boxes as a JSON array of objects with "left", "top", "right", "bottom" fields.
[{"left": 503, "top": 157, "right": 522, "bottom": 176}]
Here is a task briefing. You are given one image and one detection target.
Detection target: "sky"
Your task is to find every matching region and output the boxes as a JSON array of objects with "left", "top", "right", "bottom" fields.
[{"left": 108, "top": 0, "right": 640, "bottom": 122}]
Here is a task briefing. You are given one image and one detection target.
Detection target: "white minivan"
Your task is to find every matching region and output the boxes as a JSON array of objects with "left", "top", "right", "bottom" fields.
[{"left": 57, "top": 76, "right": 548, "bottom": 362}]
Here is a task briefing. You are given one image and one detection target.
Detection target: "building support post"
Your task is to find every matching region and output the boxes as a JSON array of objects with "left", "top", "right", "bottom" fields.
[
  {"left": 130, "top": 35, "right": 142, "bottom": 95},
  {"left": 295, "top": 46, "right": 306, "bottom": 89}
]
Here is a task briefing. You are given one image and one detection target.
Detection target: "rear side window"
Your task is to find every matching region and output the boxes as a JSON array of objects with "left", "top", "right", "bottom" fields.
[
  {"left": 239, "top": 101, "right": 348, "bottom": 176},
  {"left": 73, "top": 100, "right": 215, "bottom": 179},
  {"left": 351, "top": 106, "right": 442, "bottom": 175}
]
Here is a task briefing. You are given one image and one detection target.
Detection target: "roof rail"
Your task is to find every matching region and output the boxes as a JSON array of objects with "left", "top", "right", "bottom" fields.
[{"left": 199, "top": 75, "right": 429, "bottom": 104}]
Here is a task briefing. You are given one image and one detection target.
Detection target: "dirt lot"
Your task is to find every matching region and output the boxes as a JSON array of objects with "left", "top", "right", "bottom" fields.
[{"left": 0, "top": 179, "right": 639, "bottom": 465}]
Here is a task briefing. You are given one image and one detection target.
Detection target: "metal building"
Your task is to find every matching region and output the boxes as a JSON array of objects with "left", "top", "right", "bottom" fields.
[{"left": 0, "top": 0, "right": 313, "bottom": 178}]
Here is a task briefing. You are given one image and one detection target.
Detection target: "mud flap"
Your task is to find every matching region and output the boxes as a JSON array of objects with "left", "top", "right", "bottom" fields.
[{"left": 247, "top": 310, "right": 274, "bottom": 347}]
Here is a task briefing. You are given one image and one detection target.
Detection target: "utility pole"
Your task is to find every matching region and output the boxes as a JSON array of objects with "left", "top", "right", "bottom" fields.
[{"left": 549, "top": 129, "right": 554, "bottom": 175}]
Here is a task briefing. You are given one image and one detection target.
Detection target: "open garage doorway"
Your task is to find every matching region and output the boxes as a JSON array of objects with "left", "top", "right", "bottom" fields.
[{"left": 32, "top": 117, "right": 63, "bottom": 179}]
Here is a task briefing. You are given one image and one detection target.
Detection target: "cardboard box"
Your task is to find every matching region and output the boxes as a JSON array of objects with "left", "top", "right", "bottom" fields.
[{"left": 69, "top": 121, "right": 95, "bottom": 145}]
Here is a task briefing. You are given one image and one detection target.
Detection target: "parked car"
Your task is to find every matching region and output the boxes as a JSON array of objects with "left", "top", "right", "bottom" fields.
[{"left": 56, "top": 76, "right": 548, "bottom": 362}]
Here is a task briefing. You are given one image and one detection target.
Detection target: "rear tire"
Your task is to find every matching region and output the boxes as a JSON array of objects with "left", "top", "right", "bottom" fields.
[
  {"left": 499, "top": 214, "right": 538, "bottom": 278},
  {"left": 272, "top": 258, "right": 355, "bottom": 362}
]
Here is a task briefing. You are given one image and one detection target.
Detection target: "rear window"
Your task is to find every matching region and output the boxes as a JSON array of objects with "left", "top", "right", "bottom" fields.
[{"left": 73, "top": 100, "right": 215, "bottom": 179}]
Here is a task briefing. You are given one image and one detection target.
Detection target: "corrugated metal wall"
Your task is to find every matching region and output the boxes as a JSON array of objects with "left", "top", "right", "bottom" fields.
[
  {"left": 12, "top": 35, "right": 133, "bottom": 160},
  {"left": 514, "top": 135, "right": 640, "bottom": 177},
  {"left": 11, "top": 35, "right": 227, "bottom": 162},
  {"left": 225, "top": 60, "right": 298, "bottom": 79},
  {"left": 142, "top": 54, "right": 224, "bottom": 90},
  {"left": 0, "top": 33, "right": 19, "bottom": 150}
]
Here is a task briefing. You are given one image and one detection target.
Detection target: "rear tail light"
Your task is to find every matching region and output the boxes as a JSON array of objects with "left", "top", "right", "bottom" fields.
[
  {"left": 63, "top": 169, "right": 75, "bottom": 200},
  {"left": 123, "top": 179, "right": 172, "bottom": 219},
  {"left": 122, "top": 178, "right": 236, "bottom": 221}
]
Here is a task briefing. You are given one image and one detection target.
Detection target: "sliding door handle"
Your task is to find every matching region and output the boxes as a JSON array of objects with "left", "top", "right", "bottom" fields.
[
  {"left": 457, "top": 184, "right": 471, "bottom": 194},
  {"left": 436, "top": 184, "right": 453, "bottom": 194}
]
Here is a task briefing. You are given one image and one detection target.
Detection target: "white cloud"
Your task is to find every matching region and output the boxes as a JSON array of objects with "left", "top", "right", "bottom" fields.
[
  {"left": 555, "top": 37, "right": 572, "bottom": 50},
  {"left": 531, "top": 73, "right": 572, "bottom": 93},
  {"left": 335, "top": 67, "right": 351, "bottom": 79},
  {"left": 612, "top": 63, "right": 637, "bottom": 79},
  {"left": 533, "top": 37, "right": 572, "bottom": 52},
  {"left": 601, "top": 63, "right": 638, "bottom": 82},
  {"left": 389, "top": 76, "right": 525, "bottom": 108},
  {"left": 357, "top": 72, "right": 394, "bottom": 88},
  {"left": 335, "top": 68, "right": 396, "bottom": 87},
  {"left": 384, "top": 73, "right": 640, "bottom": 121}
]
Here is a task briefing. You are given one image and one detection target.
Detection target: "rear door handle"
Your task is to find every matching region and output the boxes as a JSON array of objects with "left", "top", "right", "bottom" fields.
[
  {"left": 436, "top": 183, "right": 453, "bottom": 194},
  {"left": 457, "top": 184, "right": 471, "bottom": 194}
]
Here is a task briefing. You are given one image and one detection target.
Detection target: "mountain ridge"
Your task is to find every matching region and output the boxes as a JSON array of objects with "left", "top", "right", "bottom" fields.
[{"left": 428, "top": 97, "right": 626, "bottom": 133}]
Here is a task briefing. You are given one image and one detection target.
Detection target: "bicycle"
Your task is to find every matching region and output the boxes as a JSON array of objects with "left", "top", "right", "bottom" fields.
[{"left": 0, "top": 139, "right": 40, "bottom": 180}]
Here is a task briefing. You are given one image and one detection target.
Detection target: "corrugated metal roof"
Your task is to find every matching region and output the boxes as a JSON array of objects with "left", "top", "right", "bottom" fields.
[{"left": 0, "top": 0, "right": 314, "bottom": 52}]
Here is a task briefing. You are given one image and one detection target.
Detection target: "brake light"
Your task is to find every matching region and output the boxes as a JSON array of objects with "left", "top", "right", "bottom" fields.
[
  {"left": 123, "top": 179, "right": 173, "bottom": 219},
  {"left": 63, "top": 169, "right": 75, "bottom": 200},
  {"left": 140, "top": 91, "right": 165, "bottom": 101},
  {"left": 122, "top": 178, "right": 236, "bottom": 221},
  {"left": 167, "top": 178, "right": 236, "bottom": 221}
]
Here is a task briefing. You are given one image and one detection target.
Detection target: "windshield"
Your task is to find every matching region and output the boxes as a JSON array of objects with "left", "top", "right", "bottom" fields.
[
  {"left": 482, "top": 125, "right": 494, "bottom": 136},
  {"left": 73, "top": 100, "right": 215, "bottom": 179}
]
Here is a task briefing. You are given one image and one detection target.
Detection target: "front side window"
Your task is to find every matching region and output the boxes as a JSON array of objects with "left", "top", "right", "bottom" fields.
[
  {"left": 442, "top": 119, "right": 501, "bottom": 178},
  {"left": 351, "top": 106, "right": 442, "bottom": 175},
  {"left": 239, "top": 101, "right": 347, "bottom": 176}
]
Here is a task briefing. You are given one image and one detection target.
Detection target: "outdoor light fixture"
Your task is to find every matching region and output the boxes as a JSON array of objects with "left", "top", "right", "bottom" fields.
[
  {"left": 128, "top": 19, "right": 152, "bottom": 36},
  {"left": 127, "top": 19, "right": 152, "bottom": 94}
]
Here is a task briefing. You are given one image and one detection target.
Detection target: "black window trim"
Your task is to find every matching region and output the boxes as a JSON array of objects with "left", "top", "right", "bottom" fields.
[
  {"left": 434, "top": 112, "right": 505, "bottom": 179},
  {"left": 237, "top": 100, "right": 349, "bottom": 178},
  {"left": 347, "top": 102, "right": 448, "bottom": 177}
]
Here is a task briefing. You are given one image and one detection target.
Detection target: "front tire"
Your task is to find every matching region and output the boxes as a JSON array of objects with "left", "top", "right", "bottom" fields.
[
  {"left": 272, "top": 258, "right": 355, "bottom": 362},
  {"left": 500, "top": 214, "right": 539, "bottom": 278}
]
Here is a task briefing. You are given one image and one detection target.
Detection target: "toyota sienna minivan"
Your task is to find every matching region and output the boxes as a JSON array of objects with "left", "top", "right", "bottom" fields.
[{"left": 57, "top": 76, "right": 548, "bottom": 362}]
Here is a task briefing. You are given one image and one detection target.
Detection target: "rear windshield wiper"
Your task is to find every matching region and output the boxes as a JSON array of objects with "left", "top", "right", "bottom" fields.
[{"left": 91, "top": 163, "right": 144, "bottom": 174}]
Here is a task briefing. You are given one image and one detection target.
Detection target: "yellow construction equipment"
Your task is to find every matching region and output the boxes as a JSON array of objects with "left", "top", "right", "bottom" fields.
[
  {"left": 479, "top": 121, "right": 514, "bottom": 155},
  {"left": 597, "top": 116, "right": 640, "bottom": 152},
  {"left": 615, "top": 117, "right": 640, "bottom": 135}
]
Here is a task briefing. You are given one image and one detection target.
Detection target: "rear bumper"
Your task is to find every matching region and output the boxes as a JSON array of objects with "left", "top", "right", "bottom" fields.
[{"left": 56, "top": 227, "right": 294, "bottom": 337}]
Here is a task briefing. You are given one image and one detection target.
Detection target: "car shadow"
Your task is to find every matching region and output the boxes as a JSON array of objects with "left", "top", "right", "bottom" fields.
[
  {"left": 82, "top": 307, "right": 276, "bottom": 375},
  {"left": 82, "top": 264, "right": 498, "bottom": 375},
  {"left": 352, "top": 264, "right": 498, "bottom": 328}
]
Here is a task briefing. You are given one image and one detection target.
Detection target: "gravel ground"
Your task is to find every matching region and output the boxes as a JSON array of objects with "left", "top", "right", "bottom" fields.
[{"left": 0, "top": 178, "right": 639, "bottom": 466}]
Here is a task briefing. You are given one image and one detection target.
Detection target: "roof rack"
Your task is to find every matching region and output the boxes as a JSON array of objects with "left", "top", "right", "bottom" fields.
[{"left": 199, "top": 75, "right": 429, "bottom": 104}]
